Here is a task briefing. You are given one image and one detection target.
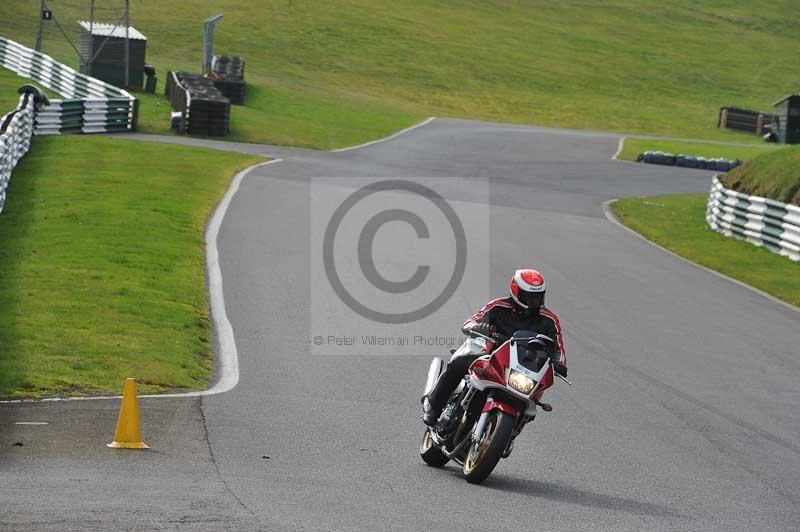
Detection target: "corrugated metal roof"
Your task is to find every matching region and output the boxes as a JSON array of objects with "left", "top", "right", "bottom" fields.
[
  {"left": 78, "top": 22, "right": 147, "bottom": 40},
  {"left": 773, "top": 94, "right": 800, "bottom": 106}
]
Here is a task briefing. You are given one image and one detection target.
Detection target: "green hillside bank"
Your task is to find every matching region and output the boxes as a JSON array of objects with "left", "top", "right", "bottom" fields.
[{"left": 2, "top": 1, "right": 798, "bottom": 148}]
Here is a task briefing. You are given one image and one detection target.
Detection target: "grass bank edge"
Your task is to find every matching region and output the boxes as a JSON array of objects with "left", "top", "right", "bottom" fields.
[
  {"left": 611, "top": 194, "right": 800, "bottom": 309},
  {"left": 0, "top": 136, "right": 264, "bottom": 398},
  {"left": 721, "top": 146, "right": 800, "bottom": 206}
]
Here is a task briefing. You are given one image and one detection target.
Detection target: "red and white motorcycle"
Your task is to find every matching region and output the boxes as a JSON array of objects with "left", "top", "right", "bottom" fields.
[{"left": 419, "top": 330, "right": 570, "bottom": 484}]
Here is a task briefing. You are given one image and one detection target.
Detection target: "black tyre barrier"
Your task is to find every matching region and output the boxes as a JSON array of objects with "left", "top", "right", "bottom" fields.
[
  {"left": 165, "top": 71, "right": 231, "bottom": 136},
  {"left": 17, "top": 85, "right": 50, "bottom": 106},
  {"left": 637, "top": 151, "right": 741, "bottom": 172},
  {"left": 210, "top": 56, "right": 246, "bottom": 105},
  {"left": 636, "top": 151, "right": 676, "bottom": 166}
]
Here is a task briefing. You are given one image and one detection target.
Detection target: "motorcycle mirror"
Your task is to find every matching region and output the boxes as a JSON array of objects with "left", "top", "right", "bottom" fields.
[
  {"left": 535, "top": 334, "right": 555, "bottom": 346},
  {"left": 526, "top": 338, "right": 547, "bottom": 350}
]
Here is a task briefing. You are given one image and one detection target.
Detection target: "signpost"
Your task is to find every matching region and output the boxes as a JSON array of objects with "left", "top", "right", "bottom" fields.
[{"left": 203, "top": 14, "right": 224, "bottom": 75}]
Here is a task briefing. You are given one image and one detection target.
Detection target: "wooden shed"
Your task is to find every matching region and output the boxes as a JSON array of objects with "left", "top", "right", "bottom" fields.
[
  {"left": 78, "top": 21, "right": 147, "bottom": 90},
  {"left": 772, "top": 94, "right": 800, "bottom": 144}
]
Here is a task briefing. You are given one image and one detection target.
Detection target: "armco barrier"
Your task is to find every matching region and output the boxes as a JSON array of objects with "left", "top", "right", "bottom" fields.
[
  {"left": 0, "top": 37, "right": 137, "bottom": 134},
  {"left": 707, "top": 176, "right": 800, "bottom": 261},
  {"left": 0, "top": 91, "right": 35, "bottom": 214}
]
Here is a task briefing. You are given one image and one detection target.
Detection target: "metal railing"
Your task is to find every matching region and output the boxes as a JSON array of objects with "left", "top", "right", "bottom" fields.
[
  {"left": 0, "top": 92, "right": 35, "bottom": 214},
  {"left": 0, "top": 37, "right": 137, "bottom": 134},
  {"left": 707, "top": 176, "right": 800, "bottom": 261}
]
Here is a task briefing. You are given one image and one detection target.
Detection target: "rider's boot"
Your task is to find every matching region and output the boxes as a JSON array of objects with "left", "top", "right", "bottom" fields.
[
  {"left": 421, "top": 397, "right": 439, "bottom": 427},
  {"left": 422, "top": 355, "right": 474, "bottom": 426},
  {"left": 422, "top": 374, "right": 454, "bottom": 426}
]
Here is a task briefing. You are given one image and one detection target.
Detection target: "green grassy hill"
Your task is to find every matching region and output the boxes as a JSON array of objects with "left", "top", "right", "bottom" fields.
[
  {"left": 0, "top": 64, "right": 264, "bottom": 398},
  {"left": 0, "top": 68, "right": 26, "bottom": 112},
  {"left": 722, "top": 146, "right": 800, "bottom": 205},
  {"left": 2, "top": 1, "right": 799, "bottom": 148}
]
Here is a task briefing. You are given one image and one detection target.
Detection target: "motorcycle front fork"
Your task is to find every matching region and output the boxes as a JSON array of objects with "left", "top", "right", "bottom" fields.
[{"left": 502, "top": 415, "right": 535, "bottom": 458}]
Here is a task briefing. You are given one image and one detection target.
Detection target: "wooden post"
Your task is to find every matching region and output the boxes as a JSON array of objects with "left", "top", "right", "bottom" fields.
[
  {"left": 130, "top": 98, "right": 139, "bottom": 132},
  {"left": 124, "top": 0, "right": 130, "bottom": 89},
  {"left": 756, "top": 113, "right": 765, "bottom": 136},
  {"left": 35, "top": 0, "right": 45, "bottom": 51},
  {"left": 88, "top": 0, "right": 95, "bottom": 76}
]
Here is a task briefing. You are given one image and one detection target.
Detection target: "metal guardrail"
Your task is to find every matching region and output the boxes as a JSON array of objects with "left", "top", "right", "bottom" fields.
[
  {"left": 707, "top": 176, "right": 800, "bottom": 261},
  {"left": 0, "top": 92, "right": 35, "bottom": 214},
  {"left": 0, "top": 37, "right": 137, "bottom": 134}
]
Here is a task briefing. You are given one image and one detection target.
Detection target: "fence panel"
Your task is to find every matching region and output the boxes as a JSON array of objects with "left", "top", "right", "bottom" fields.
[
  {"left": 707, "top": 176, "right": 800, "bottom": 261},
  {"left": 0, "top": 92, "right": 35, "bottom": 214},
  {"left": 0, "top": 37, "right": 137, "bottom": 134}
]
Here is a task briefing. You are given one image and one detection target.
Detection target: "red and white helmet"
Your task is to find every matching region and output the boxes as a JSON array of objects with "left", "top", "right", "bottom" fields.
[{"left": 509, "top": 269, "right": 546, "bottom": 310}]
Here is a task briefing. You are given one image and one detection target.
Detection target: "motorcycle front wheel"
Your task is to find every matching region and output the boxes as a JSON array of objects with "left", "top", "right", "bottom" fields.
[
  {"left": 462, "top": 410, "right": 514, "bottom": 484},
  {"left": 419, "top": 428, "right": 449, "bottom": 467}
]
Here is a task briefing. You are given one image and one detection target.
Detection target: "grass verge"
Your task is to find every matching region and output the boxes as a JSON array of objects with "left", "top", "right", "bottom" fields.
[
  {"left": 617, "top": 138, "right": 785, "bottom": 163},
  {"left": 612, "top": 195, "right": 800, "bottom": 308},
  {"left": 134, "top": 83, "right": 422, "bottom": 150},
  {"left": 721, "top": 146, "right": 800, "bottom": 205},
  {"left": 0, "top": 136, "right": 262, "bottom": 398}
]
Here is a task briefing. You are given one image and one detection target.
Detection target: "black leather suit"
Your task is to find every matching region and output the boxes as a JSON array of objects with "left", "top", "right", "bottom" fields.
[{"left": 426, "top": 297, "right": 566, "bottom": 416}]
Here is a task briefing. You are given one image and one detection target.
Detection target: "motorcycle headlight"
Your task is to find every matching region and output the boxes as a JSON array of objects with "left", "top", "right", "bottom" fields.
[{"left": 509, "top": 369, "right": 535, "bottom": 394}]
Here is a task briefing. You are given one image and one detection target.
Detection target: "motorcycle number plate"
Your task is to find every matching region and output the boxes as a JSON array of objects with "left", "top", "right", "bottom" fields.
[{"left": 474, "top": 337, "right": 487, "bottom": 349}]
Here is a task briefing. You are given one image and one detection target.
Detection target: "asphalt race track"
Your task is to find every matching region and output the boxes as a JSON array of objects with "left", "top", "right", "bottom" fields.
[{"left": 2, "top": 119, "right": 798, "bottom": 531}]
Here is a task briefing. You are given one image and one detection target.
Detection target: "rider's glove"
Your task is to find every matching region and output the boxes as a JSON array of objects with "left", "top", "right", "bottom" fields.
[
  {"left": 470, "top": 322, "right": 494, "bottom": 337},
  {"left": 554, "top": 362, "right": 568, "bottom": 378}
]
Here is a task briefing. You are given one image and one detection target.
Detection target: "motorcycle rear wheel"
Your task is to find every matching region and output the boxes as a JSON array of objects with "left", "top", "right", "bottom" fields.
[
  {"left": 462, "top": 410, "right": 514, "bottom": 484},
  {"left": 419, "top": 428, "right": 449, "bottom": 467}
]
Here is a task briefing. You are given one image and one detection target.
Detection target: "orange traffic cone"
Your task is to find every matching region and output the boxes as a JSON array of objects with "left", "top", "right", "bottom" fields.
[{"left": 107, "top": 378, "right": 149, "bottom": 449}]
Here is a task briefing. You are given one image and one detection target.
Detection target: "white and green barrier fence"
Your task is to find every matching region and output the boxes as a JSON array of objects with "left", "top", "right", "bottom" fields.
[
  {"left": 0, "top": 90, "right": 35, "bottom": 214},
  {"left": 707, "top": 176, "right": 800, "bottom": 261},
  {"left": 0, "top": 37, "right": 137, "bottom": 134}
]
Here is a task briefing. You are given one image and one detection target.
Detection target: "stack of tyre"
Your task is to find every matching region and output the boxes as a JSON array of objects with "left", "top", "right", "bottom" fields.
[
  {"left": 637, "top": 151, "right": 742, "bottom": 172},
  {"left": 210, "top": 56, "right": 246, "bottom": 105},
  {"left": 165, "top": 71, "right": 230, "bottom": 136}
]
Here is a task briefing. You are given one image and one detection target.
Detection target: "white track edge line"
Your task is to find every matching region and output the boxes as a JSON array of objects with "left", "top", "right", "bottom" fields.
[
  {"left": 611, "top": 137, "right": 625, "bottom": 160},
  {"left": 331, "top": 116, "right": 436, "bottom": 153},
  {"left": 602, "top": 199, "right": 800, "bottom": 315},
  {"left": 0, "top": 158, "right": 285, "bottom": 404}
]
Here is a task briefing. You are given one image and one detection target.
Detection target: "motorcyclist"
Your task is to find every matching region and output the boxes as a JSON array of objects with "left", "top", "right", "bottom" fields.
[{"left": 422, "top": 269, "right": 567, "bottom": 427}]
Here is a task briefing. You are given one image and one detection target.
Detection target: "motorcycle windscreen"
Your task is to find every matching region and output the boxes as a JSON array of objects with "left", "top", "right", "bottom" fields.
[{"left": 513, "top": 330, "right": 550, "bottom": 372}]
